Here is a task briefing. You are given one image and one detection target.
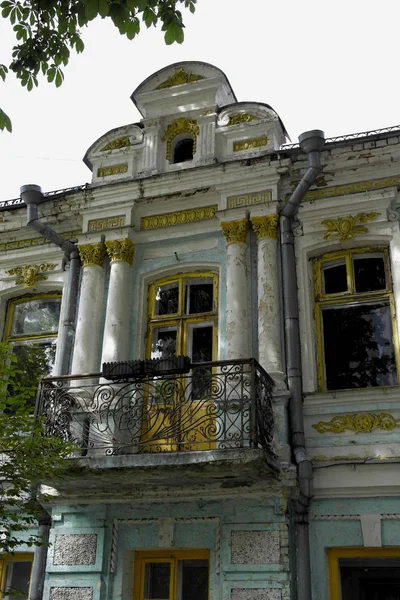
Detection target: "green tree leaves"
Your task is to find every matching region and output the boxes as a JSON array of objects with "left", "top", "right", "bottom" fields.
[{"left": 0, "top": 0, "right": 197, "bottom": 131}]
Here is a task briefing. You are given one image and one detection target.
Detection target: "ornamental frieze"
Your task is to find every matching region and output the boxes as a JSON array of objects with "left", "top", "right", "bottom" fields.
[
  {"left": 105, "top": 238, "right": 134, "bottom": 265},
  {"left": 227, "top": 190, "right": 272, "bottom": 209},
  {"left": 312, "top": 413, "right": 399, "bottom": 434},
  {"left": 227, "top": 113, "right": 259, "bottom": 126},
  {"left": 88, "top": 216, "right": 126, "bottom": 232},
  {"left": 97, "top": 164, "right": 128, "bottom": 177},
  {"left": 78, "top": 243, "right": 106, "bottom": 268},
  {"left": 251, "top": 215, "right": 279, "bottom": 240},
  {"left": 6, "top": 263, "right": 57, "bottom": 287},
  {"left": 101, "top": 137, "right": 131, "bottom": 151},
  {"left": 300, "top": 175, "right": 400, "bottom": 202},
  {"left": 233, "top": 136, "right": 268, "bottom": 152},
  {"left": 221, "top": 219, "right": 249, "bottom": 245},
  {"left": 141, "top": 205, "right": 217, "bottom": 231},
  {"left": 321, "top": 213, "right": 380, "bottom": 241}
]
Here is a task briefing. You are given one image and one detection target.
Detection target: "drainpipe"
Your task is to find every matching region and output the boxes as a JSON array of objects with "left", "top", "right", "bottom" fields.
[
  {"left": 20, "top": 184, "right": 80, "bottom": 377},
  {"left": 279, "top": 130, "right": 325, "bottom": 600},
  {"left": 19, "top": 184, "right": 81, "bottom": 600}
]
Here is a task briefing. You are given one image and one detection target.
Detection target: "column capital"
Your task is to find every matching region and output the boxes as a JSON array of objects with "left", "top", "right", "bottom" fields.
[
  {"left": 251, "top": 215, "right": 279, "bottom": 240},
  {"left": 105, "top": 238, "right": 134, "bottom": 265},
  {"left": 220, "top": 219, "right": 249, "bottom": 245},
  {"left": 78, "top": 242, "right": 106, "bottom": 268}
]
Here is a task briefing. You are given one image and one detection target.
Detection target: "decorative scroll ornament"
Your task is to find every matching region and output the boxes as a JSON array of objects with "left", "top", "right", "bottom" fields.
[
  {"left": 321, "top": 213, "right": 380, "bottom": 241},
  {"left": 78, "top": 243, "right": 106, "bottom": 268},
  {"left": 142, "top": 205, "right": 217, "bottom": 230},
  {"left": 227, "top": 113, "right": 259, "bottom": 126},
  {"left": 221, "top": 219, "right": 249, "bottom": 245},
  {"left": 162, "top": 118, "right": 200, "bottom": 161},
  {"left": 156, "top": 67, "right": 205, "bottom": 89},
  {"left": 6, "top": 263, "right": 57, "bottom": 287},
  {"left": 106, "top": 238, "right": 134, "bottom": 265},
  {"left": 312, "top": 413, "right": 398, "bottom": 434},
  {"left": 101, "top": 137, "right": 131, "bottom": 151},
  {"left": 251, "top": 215, "right": 279, "bottom": 240},
  {"left": 97, "top": 164, "right": 128, "bottom": 178}
]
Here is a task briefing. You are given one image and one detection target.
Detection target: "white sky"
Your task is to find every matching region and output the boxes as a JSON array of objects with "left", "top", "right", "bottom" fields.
[{"left": 0, "top": 0, "right": 399, "bottom": 201}]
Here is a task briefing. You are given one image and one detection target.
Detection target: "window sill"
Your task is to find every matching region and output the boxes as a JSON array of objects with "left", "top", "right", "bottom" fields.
[{"left": 304, "top": 384, "right": 400, "bottom": 411}]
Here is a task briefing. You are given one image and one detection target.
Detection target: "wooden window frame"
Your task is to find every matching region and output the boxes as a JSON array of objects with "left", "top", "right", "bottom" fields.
[{"left": 0, "top": 553, "right": 34, "bottom": 600}]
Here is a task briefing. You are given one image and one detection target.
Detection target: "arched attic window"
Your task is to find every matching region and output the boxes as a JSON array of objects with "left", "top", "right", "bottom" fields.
[{"left": 172, "top": 135, "right": 194, "bottom": 164}]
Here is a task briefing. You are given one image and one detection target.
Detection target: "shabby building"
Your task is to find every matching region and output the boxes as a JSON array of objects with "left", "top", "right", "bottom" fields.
[{"left": 1, "top": 61, "right": 400, "bottom": 600}]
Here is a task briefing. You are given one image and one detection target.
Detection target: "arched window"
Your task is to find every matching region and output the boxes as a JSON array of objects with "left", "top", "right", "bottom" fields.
[
  {"left": 171, "top": 136, "right": 194, "bottom": 164},
  {"left": 313, "top": 247, "right": 398, "bottom": 391}
]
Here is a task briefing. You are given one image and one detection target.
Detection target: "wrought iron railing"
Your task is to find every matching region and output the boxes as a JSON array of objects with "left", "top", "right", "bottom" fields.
[{"left": 35, "top": 359, "right": 275, "bottom": 457}]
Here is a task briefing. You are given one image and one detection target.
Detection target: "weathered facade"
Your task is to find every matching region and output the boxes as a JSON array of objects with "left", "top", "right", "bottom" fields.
[{"left": 1, "top": 61, "right": 400, "bottom": 600}]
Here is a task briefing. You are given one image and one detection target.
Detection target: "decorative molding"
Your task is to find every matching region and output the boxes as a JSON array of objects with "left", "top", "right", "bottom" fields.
[
  {"left": 312, "top": 413, "right": 399, "bottom": 434},
  {"left": 227, "top": 113, "right": 259, "bottom": 126},
  {"left": 6, "top": 263, "right": 57, "bottom": 287},
  {"left": 292, "top": 215, "right": 303, "bottom": 237},
  {"left": 97, "top": 164, "right": 128, "bottom": 177},
  {"left": 78, "top": 243, "right": 106, "bottom": 268},
  {"left": 105, "top": 238, "right": 134, "bottom": 265},
  {"left": 233, "top": 136, "right": 268, "bottom": 152},
  {"left": 221, "top": 219, "right": 249, "bottom": 245},
  {"left": 142, "top": 205, "right": 217, "bottom": 230},
  {"left": 88, "top": 216, "right": 126, "bottom": 232},
  {"left": 321, "top": 212, "right": 380, "bottom": 240},
  {"left": 162, "top": 118, "right": 200, "bottom": 161},
  {"left": 227, "top": 190, "right": 272, "bottom": 209},
  {"left": 301, "top": 175, "right": 400, "bottom": 203},
  {"left": 0, "top": 230, "right": 80, "bottom": 252},
  {"left": 156, "top": 67, "right": 205, "bottom": 89},
  {"left": 101, "top": 137, "right": 131, "bottom": 151},
  {"left": 251, "top": 215, "right": 279, "bottom": 240}
]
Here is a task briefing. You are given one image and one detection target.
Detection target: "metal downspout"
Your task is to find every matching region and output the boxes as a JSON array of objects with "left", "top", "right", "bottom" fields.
[
  {"left": 19, "top": 184, "right": 81, "bottom": 600},
  {"left": 279, "top": 130, "right": 325, "bottom": 600}
]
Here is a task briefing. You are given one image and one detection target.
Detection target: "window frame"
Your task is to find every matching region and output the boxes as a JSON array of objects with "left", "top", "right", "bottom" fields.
[
  {"left": 4, "top": 293, "right": 62, "bottom": 346},
  {"left": 313, "top": 247, "right": 400, "bottom": 392},
  {"left": 133, "top": 550, "right": 209, "bottom": 600},
  {"left": 0, "top": 553, "right": 34, "bottom": 600}
]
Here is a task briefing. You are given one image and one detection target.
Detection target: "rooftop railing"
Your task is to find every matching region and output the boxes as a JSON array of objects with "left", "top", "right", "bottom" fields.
[{"left": 36, "top": 359, "right": 275, "bottom": 458}]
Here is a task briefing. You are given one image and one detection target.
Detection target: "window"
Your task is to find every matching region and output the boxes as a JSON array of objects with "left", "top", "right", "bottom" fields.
[
  {"left": 328, "top": 548, "right": 400, "bottom": 600},
  {"left": 172, "top": 137, "right": 194, "bottom": 164},
  {"left": 0, "top": 554, "right": 33, "bottom": 600},
  {"left": 4, "top": 294, "right": 61, "bottom": 394},
  {"left": 134, "top": 550, "right": 209, "bottom": 600},
  {"left": 313, "top": 248, "right": 399, "bottom": 391}
]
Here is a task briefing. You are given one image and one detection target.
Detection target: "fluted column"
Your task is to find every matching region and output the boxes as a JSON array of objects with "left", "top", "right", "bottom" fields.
[
  {"left": 71, "top": 243, "right": 106, "bottom": 374},
  {"left": 251, "top": 215, "right": 284, "bottom": 383},
  {"left": 221, "top": 219, "right": 250, "bottom": 359},
  {"left": 101, "top": 238, "right": 134, "bottom": 366}
]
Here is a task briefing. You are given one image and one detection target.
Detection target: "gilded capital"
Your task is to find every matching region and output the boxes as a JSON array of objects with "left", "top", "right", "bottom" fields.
[
  {"left": 220, "top": 219, "right": 249, "bottom": 245},
  {"left": 79, "top": 243, "right": 106, "bottom": 268},
  {"left": 6, "top": 263, "right": 57, "bottom": 287},
  {"left": 105, "top": 238, "right": 134, "bottom": 265},
  {"left": 251, "top": 215, "right": 279, "bottom": 240}
]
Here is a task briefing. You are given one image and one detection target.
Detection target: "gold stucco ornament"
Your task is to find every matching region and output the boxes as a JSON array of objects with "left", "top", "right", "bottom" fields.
[
  {"left": 105, "top": 238, "right": 134, "bottom": 265},
  {"left": 312, "top": 412, "right": 398, "bottom": 434},
  {"left": 321, "top": 213, "right": 380, "bottom": 241},
  {"left": 101, "top": 137, "right": 131, "bottom": 151},
  {"left": 78, "top": 243, "right": 107, "bottom": 268},
  {"left": 156, "top": 67, "right": 205, "bottom": 89},
  {"left": 220, "top": 219, "right": 249, "bottom": 245},
  {"left": 227, "top": 113, "right": 259, "bottom": 126},
  {"left": 162, "top": 117, "right": 200, "bottom": 161},
  {"left": 251, "top": 215, "right": 279, "bottom": 240},
  {"left": 6, "top": 263, "right": 57, "bottom": 287}
]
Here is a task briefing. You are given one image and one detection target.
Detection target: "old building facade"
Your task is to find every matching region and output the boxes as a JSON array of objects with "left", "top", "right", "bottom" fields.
[{"left": 1, "top": 61, "right": 400, "bottom": 600}]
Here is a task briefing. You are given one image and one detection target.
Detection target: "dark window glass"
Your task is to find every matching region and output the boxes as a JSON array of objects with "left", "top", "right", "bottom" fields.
[
  {"left": 322, "top": 302, "right": 397, "bottom": 390},
  {"left": 190, "top": 326, "right": 213, "bottom": 399},
  {"left": 354, "top": 257, "right": 386, "bottom": 292},
  {"left": 151, "top": 329, "right": 177, "bottom": 359},
  {"left": 144, "top": 562, "right": 170, "bottom": 600},
  {"left": 323, "top": 261, "right": 347, "bottom": 294},
  {"left": 4, "top": 561, "right": 32, "bottom": 600},
  {"left": 186, "top": 282, "right": 213, "bottom": 314},
  {"left": 173, "top": 138, "right": 193, "bottom": 163},
  {"left": 341, "top": 565, "right": 400, "bottom": 600},
  {"left": 180, "top": 560, "right": 208, "bottom": 600},
  {"left": 155, "top": 284, "right": 179, "bottom": 315},
  {"left": 11, "top": 298, "right": 60, "bottom": 336}
]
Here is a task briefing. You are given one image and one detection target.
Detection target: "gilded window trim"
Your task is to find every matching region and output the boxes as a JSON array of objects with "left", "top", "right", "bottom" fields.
[{"left": 312, "top": 247, "right": 399, "bottom": 392}]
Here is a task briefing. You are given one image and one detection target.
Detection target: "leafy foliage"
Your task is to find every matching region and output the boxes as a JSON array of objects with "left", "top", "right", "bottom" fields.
[
  {"left": 0, "top": 0, "right": 196, "bottom": 130},
  {"left": 0, "top": 343, "right": 73, "bottom": 553}
]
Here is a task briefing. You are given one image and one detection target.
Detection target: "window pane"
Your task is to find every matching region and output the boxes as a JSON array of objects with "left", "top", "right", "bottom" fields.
[
  {"left": 144, "top": 563, "right": 170, "bottom": 600},
  {"left": 354, "top": 256, "right": 386, "bottom": 292},
  {"left": 185, "top": 280, "right": 213, "bottom": 314},
  {"left": 151, "top": 328, "right": 177, "bottom": 359},
  {"left": 4, "top": 561, "right": 32, "bottom": 600},
  {"left": 10, "top": 298, "right": 60, "bottom": 337},
  {"left": 178, "top": 560, "right": 208, "bottom": 600},
  {"left": 155, "top": 283, "right": 179, "bottom": 316},
  {"left": 322, "top": 260, "right": 347, "bottom": 294},
  {"left": 189, "top": 325, "right": 213, "bottom": 400},
  {"left": 322, "top": 302, "right": 397, "bottom": 390}
]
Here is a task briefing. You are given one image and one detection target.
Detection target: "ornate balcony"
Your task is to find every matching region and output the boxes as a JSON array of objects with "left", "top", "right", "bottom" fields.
[{"left": 36, "top": 359, "right": 275, "bottom": 458}]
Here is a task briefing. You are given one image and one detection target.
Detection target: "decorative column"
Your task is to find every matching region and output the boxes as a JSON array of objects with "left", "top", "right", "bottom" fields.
[
  {"left": 251, "top": 215, "right": 284, "bottom": 383},
  {"left": 71, "top": 243, "right": 106, "bottom": 374},
  {"left": 101, "top": 238, "right": 134, "bottom": 366},
  {"left": 220, "top": 219, "right": 250, "bottom": 359}
]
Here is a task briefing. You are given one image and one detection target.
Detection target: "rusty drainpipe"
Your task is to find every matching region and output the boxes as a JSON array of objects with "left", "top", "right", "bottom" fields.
[{"left": 279, "top": 130, "right": 325, "bottom": 600}]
